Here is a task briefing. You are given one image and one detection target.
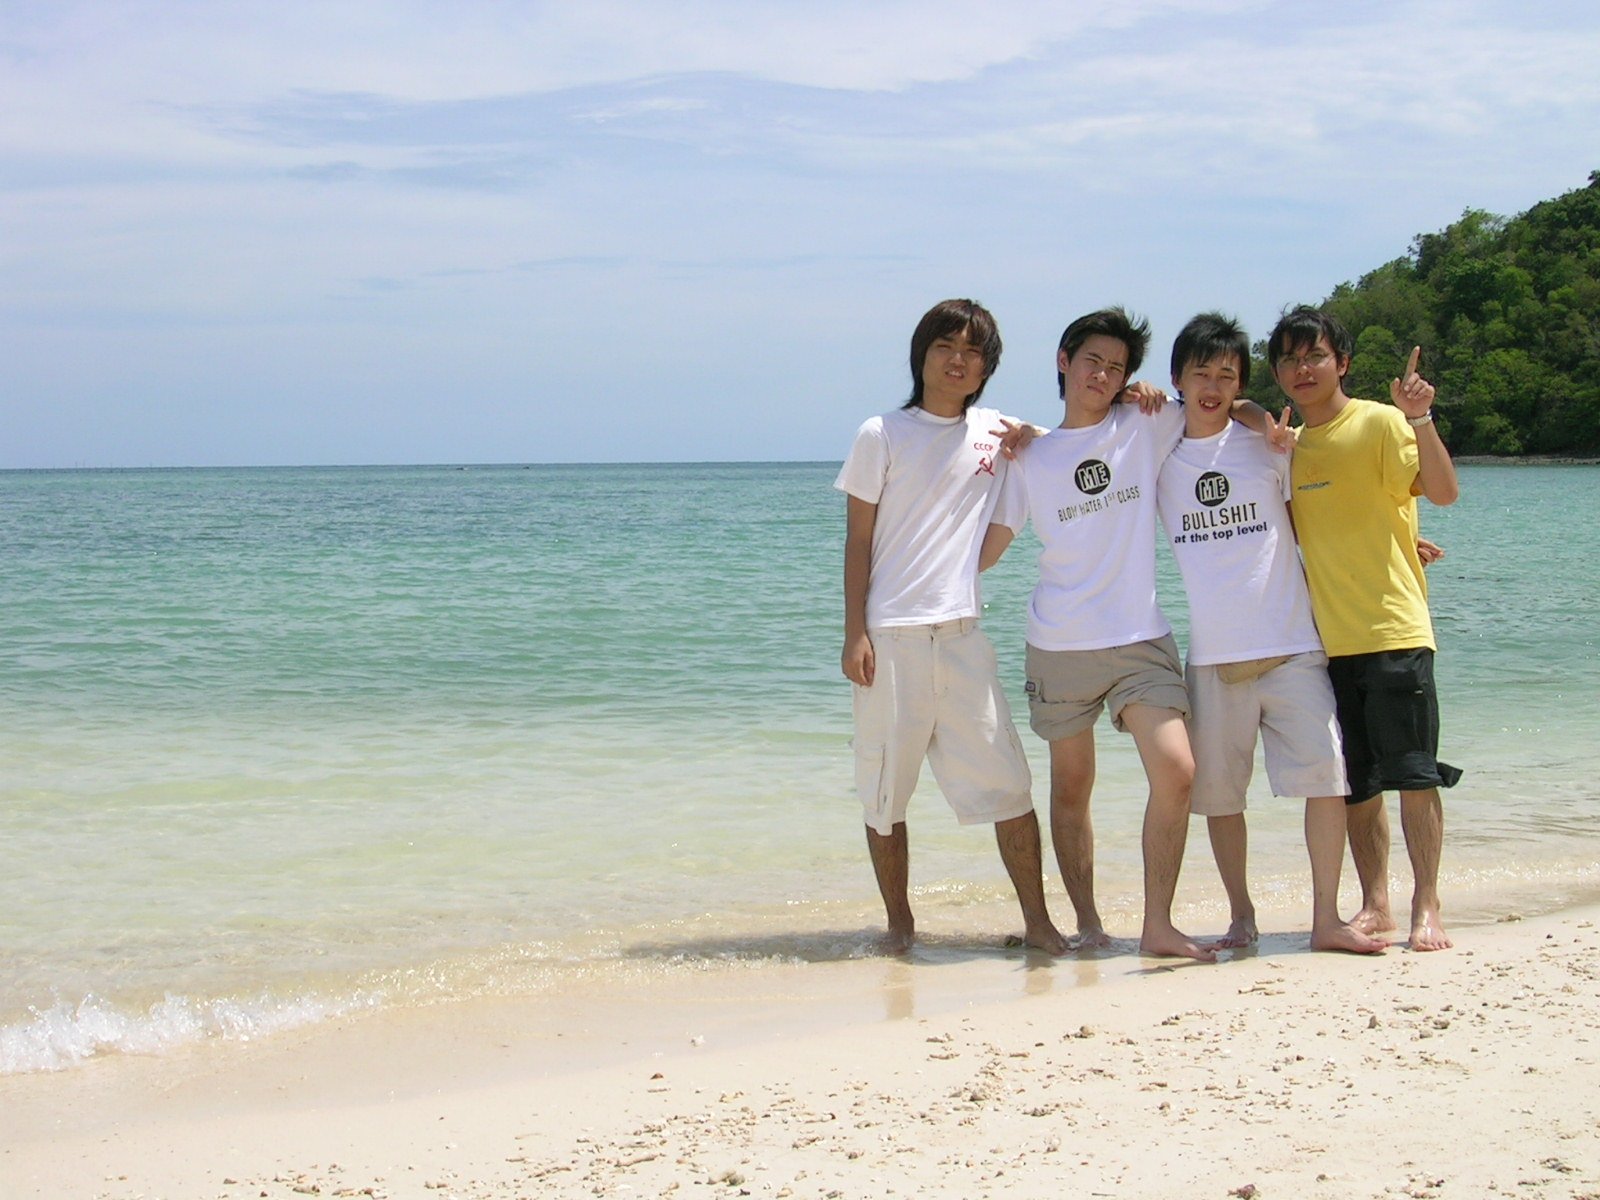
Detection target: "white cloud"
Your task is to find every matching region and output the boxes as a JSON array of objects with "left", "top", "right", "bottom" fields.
[{"left": 3, "top": 0, "right": 1599, "bottom": 465}]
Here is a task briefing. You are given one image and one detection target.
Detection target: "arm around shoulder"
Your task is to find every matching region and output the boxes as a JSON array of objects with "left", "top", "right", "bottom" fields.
[
  {"left": 1232, "top": 398, "right": 1297, "bottom": 453},
  {"left": 1229, "top": 398, "right": 1270, "bottom": 430},
  {"left": 978, "top": 523, "right": 1015, "bottom": 572}
]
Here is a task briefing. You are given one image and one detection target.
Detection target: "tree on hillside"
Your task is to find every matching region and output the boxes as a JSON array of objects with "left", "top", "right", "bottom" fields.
[{"left": 1254, "top": 171, "right": 1600, "bottom": 455}]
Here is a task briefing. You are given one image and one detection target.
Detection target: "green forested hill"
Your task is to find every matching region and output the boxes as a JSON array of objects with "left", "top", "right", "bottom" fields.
[{"left": 1250, "top": 171, "right": 1600, "bottom": 455}]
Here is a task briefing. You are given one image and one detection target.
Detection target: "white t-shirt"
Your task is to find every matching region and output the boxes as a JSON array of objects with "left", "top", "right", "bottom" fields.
[
  {"left": 834, "top": 405, "right": 1024, "bottom": 628},
  {"left": 1156, "top": 422, "right": 1324, "bottom": 666},
  {"left": 1010, "top": 402, "right": 1185, "bottom": 651}
]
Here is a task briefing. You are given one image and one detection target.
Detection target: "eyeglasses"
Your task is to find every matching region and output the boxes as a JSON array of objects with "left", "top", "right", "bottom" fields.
[{"left": 1276, "top": 350, "right": 1335, "bottom": 372}]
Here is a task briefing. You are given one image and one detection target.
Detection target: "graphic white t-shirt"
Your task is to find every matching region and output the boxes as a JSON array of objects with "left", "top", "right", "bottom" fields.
[
  {"left": 1156, "top": 423, "right": 1324, "bottom": 666},
  {"left": 1010, "top": 402, "right": 1185, "bottom": 651},
  {"left": 834, "top": 405, "right": 1024, "bottom": 628}
]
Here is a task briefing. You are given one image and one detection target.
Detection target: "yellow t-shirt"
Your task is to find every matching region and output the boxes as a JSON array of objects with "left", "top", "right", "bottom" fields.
[{"left": 1290, "top": 399, "right": 1433, "bottom": 656}]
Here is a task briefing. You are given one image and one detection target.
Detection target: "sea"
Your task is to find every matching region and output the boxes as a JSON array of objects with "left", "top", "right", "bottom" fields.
[{"left": 2, "top": 462, "right": 1597, "bottom": 1074}]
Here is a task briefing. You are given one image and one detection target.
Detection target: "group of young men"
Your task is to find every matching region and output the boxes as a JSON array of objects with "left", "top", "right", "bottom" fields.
[{"left": 836, "top": 299, "right": 1460, "bottom": 959}]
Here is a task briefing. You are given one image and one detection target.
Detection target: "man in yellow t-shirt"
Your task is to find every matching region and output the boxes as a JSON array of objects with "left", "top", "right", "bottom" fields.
[{"left": 1266, "top": 306, "right": 1462, "bottom": 951}]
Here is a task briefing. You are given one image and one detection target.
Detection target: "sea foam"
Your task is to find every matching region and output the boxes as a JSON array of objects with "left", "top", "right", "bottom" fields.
[{"left": 0, "top": 989, "right": 380, "bottom": 1074}]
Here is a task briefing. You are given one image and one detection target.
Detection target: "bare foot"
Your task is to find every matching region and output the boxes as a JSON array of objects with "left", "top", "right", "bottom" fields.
[
  {"left": 881, "top": 920, "right": 915, "bottom": 955},
  {"left": 1349, "top": 903, "right": 1397, "bottom": 936},
  {"left": 1070, "top": 925, "right": 1114, "bottom": 951},
  {"left": 1310, "top": 922, "right": 1388, "bottom": 954},
  {"left": 1409, "top": 908, "right": 1452, "bottom": 952},
  {"left": 1140, "top": 924, "right": 1218, "bottom": 962},
  {"left": 1023, "top": 918, "right": 1070, "bottom": 955},
  {"left": 1215, "top": 914, "right": 1259, "bottom": 949}
]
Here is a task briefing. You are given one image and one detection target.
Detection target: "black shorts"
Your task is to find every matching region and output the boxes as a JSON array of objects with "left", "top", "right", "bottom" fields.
[{"left": 1325, "top": 648, "right": 1463, "bottom": 804}]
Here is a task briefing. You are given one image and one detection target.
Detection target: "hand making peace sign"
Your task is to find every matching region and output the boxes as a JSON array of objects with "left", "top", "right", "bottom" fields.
[{"left": 1264, "top": 403, "right": 1297, "bottom": 454}]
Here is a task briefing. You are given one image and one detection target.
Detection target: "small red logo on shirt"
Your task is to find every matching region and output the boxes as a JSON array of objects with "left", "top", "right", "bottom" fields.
[{"left": 975, "top": 455, "right": 996, "bottom": 477}]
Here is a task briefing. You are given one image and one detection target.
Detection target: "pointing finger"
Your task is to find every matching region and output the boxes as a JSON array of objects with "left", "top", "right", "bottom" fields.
[{"left": 1405, "top": 345, "right": 1421, "bottom": 380}]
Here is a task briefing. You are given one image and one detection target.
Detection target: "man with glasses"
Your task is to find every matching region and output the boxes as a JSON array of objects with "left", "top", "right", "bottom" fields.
[{"left": 1265, "top": 306, "right": 1462, "bottom": 951}]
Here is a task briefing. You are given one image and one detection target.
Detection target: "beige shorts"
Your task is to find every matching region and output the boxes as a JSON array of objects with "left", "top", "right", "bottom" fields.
[
  {"left": 1186, "top": 650, "right": 1349, "bottom": 817},
  {"left": 1024, "top": 634, "right": 1189, "bottom": 740},
  {"left": 852, "top": 619, "right": 1034, "bottom": 836}
]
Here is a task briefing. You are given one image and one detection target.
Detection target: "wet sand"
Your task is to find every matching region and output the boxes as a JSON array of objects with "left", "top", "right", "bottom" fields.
[{"left": 3, "top": 905, "right": 1597, "bottom": 1200}]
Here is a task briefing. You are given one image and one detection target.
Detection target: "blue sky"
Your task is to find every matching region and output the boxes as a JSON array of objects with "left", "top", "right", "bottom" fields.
[{"left": 5, "top": 0, "right": 1599, "bottom": 467}]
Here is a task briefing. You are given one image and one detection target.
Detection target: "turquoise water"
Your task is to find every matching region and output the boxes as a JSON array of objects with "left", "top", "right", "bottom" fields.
[{"left": 2, "top": 462, "right": 1597, "bottom": 1071}]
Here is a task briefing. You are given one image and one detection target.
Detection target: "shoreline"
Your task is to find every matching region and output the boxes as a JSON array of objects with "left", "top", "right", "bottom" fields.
[
  {"left": 5, "top": 851, "right": 1598, "bottom": 1076},
  {"left": 4, "top": 903, "right": 1597, "bottom": 1199},
  {"left": 7, "top": 858, "right": 1597, "bottom": 1079},
  {"left": 1451, "top": 454, "right": 1599, "bottom": 465}
]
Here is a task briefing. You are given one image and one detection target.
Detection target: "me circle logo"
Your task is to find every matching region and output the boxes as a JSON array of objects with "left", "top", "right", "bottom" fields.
[
  {"left": 1195, "top": 471, "right": 1230, "bottom": 507},
  {"left": 1075, "top": 459, "right": 1111, "bottom": 495}
]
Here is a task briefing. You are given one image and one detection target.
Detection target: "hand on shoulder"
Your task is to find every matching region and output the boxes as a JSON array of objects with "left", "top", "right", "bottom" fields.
[
  {"left": 1118, "top": 380, "right": 1168, "bottom": 414},
  {"left": 992, "top": 417, "right": 1047, "bottom": 459}
]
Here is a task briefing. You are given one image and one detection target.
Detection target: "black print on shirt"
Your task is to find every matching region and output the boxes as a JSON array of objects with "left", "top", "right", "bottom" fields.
[
  {"left": 1170, "top": 497, "right": 1266, "bottom": 545},
  {"left": 1075, "top": 460, "right": 1111, "bottom": 495},
  {"left": 1195, "top": 471, "right": 1229, "bottom": 506},
  {"left": 1055, "top": 468, "right": 1141, "bottom": 522}
]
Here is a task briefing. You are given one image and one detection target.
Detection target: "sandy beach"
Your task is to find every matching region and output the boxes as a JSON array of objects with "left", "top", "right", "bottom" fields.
[{"left": 4, "top": 903, "right": 1597, "bottom": 1200}]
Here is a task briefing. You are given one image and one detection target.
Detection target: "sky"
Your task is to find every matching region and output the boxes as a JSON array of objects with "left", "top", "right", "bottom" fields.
[{"left": 4, "top": 0, "right": 1599, "bottom": 468}]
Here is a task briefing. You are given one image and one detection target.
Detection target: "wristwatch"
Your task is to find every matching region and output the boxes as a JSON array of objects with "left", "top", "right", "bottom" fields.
[{"left": 1406, "top": 411, "right": 1434, "bottom": 427}]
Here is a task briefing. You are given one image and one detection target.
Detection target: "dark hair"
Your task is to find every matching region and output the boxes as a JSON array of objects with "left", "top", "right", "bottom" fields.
[
  {"left": 1056, "top": 307, "right": 1150, "bottom": 397},
  {"left": 905, "top": 298, "right": 1002, "bottom": 410},
  {"left": 1170, "top": 311, "right": 1251, "bottom": 389},
  {"left": 1265, "top": 305, "right": 1352, "bottom": 372}
]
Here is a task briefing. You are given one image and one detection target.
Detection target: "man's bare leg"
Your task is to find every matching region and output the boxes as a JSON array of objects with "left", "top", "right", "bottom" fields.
[
  {"left": 1205, "top": 813, "right": 1258, "bottom": 947},
  {"left": 1048, "top": 730, "right": 1110, "bottom": 947},
  {"left": 1306, "top": 796, "right": 1386, "bottom": 953},
  {"left": 1122, "top": 704, "right": 1215, "bottom": 962},
  {"left": 1399, "top": 787, "right": 1451, "bottom": 951},
  {"left": 994, "top": 812, "right": 1068, "bottom": 954},
  {"left": 865, "top": 822, "right": 914, "bottom": 953},
  {"left": 1345, "top": 793, "right": 1396, "bottom": 935}
]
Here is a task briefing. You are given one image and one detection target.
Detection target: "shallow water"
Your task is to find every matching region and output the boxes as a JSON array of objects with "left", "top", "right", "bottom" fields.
[{"left": 2, "top": 461, "right": 1596, "bottom": 1071}]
